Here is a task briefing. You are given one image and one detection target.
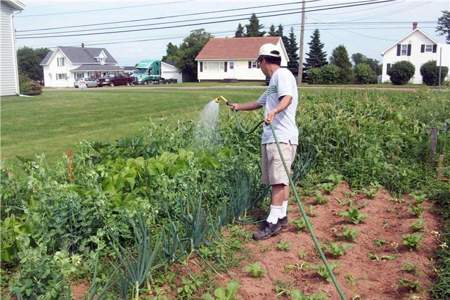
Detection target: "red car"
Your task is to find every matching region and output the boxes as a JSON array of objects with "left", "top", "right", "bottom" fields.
[{"left": 97, "top": 74, "right": 133, "bottom": 87}]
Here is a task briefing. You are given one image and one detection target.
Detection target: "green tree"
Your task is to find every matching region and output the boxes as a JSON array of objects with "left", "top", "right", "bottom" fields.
[
  {"left": 354, "top": 63, "right": 377, "bottom": 84},
  {"left": 17, "top": 46, "right": 49, "bottom": 81},
  {"left": 163, "top": 29, "right": 212, "bottom": 81},
  {"left": 268, "top": 25, "right": 277, "bottom": 36},
  {"left": 304, "top": 29, "right": 327, "bottom": 70},
  {"left": 235, "top": 23, "right": 245, "bottom": 37},
  {"left": 286, "top": 27, "right": 299, "bottom": 73},
  {"left": 352, "top": 52, "right": 382, "bottom": 75},
  {"left": 276, "top": 24, "right": 289, "bottom": 48},
  {"left": 436, "top": 10, "right": 450, "bottom": 43},
  {"left": 319, "top": 64, "right": 340, "bottom": 84},
  {"left": 162, "top": 42, "right": 179, "bottom": 62},
  {"left": 330, "top": 45, "right": 352, "bottom": 83},
  {"left": 245, "top": 14, "right": 265, "bottom": 37}
]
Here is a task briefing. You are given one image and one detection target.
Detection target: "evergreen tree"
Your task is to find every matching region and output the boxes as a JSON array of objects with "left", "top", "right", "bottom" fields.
[
  {"left": 286, "top": 27, "right": 299, "bottom": 73},
  {"left": 330, "top": 45, "right": 353, "bottom": 83},
  {"left": 268, "top": 25, "right": 277, "bottom": 36},
  {"left": 235, "top": 23, "right": 245, "bottom": 37},
  {"left": 304, "top": 29, "right": 327, "bottom": 69},
  {"left": 245, "top": 14, "right": 265, "bottom": 37},
  {"left": 436, "top": 10, "right": 450, "bottom": 43},
  {"left": 276, "top": 24, "right": 289, "bottom": 53}
]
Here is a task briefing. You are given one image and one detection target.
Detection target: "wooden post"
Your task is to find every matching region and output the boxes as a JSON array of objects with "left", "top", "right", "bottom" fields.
[
  {"left": 66, "top": 148, "right": 75, "bottom": 182},
  {"left": 430, "top": 128, "right": 438, "bottom": 162}
]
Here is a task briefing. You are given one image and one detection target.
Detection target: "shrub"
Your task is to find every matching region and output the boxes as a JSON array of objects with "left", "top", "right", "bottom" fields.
[
  {"left": 319, "top": 64, "right": 341, "bottom": 84},
  {"left": 354, "top": 63, "right": 377, "bottom": 84},
  {"left": 307, "top": 68, "right": 322, "bottom": 84},
  {"left": 420, "top": 60, "right": 449, "bottom": 86},
  {"left": 387, "top": 61, "right": 415, "bottom": 85},
  {"left": 19, "top": 73, "right": 42, "bottom": 95}
]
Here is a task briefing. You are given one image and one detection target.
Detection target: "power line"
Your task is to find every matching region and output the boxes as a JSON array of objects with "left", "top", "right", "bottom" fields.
[
  {"left": 17, "top": 0, "right": 192, "bottom": 18},
  {"left": 17, "top": 1, "right": 315, "bottom": 32},
  {"left": 17, "top": 0, "right": 396, "bottom": 39}
]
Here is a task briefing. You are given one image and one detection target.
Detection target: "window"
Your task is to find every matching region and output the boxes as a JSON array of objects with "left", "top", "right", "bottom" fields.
[
  {"left": 425, "top": 44, "right": 433, "bottom": 52},
  {"left": 248, "top": 61, "right": 252, "bottom": 69},
  {"left": 387, "top": 63, "right": 391, "bottom": 73},
  {"left": 57, "top": 57, "right": 65, "bottom": 67},
  {"left": 200, "top": 61, "right": 203, "bottom": 72},
  {"left": 401, "top": 44, "right": 408, "bottom": 56},
  {"left": 252, "top": 61, "right": 259, "bottom": 68},
  {"left": 229, "top": 61, "right": 234, "bottom": 69},
  {"left": 56, "top": 73, "right": 67, "bottom": 80}
]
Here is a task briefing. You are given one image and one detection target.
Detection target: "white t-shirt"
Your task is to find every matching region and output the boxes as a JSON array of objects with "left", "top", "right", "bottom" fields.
[{"left": 257, "top": 68, "right": 299, "bottom": 145}]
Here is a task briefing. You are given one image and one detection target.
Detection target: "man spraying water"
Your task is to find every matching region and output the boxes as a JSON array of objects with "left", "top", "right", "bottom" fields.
[{"left": 229, "top": 43, "right": 299, "bottom": 240}]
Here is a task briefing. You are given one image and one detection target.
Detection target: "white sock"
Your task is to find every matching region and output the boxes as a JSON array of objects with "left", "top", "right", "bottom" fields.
[
  {"left": 281, "top": 200, "right": 288, "bottom": 218},
  {"left": 267, "top": 205, "right": 283, "bottom": 224}
]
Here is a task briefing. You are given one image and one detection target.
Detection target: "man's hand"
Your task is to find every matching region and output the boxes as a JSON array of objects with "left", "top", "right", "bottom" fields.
[
  {"left": 265, "top": 110, "right": 277, "bottom": 124},
  {"left": 229, "top": 103, "right": 240, "bottom": 111}
]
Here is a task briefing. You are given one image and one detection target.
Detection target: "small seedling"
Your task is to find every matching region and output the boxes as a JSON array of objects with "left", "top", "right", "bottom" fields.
[
  {"left": 411, "top": 192, "right": 426, "bottom": 204},
  {"left": 202, "top": 280, "right": 240, "bottom": 300},
  {"left": 409, "top": 204, "right": 424, "bottom": 217},
  {"left": 323, "top": 242, "right": 350, "bottom": 258},
  {"left": 292, "top": 218, "right": 307, "bottom": 232},
  {"left": 314, "top": 193, "right": 328, "bottom": 205},
  {"left": 306, "top": 205, "right": 317, "bottom": 217},
  {"left": 276, "top": 240, "right": 290, "bottom": 252},
  {"left": 361, "top": 185, "right": 378, "bottom": 199},
  {"left": 403, "top": 234, "right": 422, "bottom": 250},
  {"left": 284, "top": 262, "right": 308, "bottom": 273},
  {"left": 339, "top": 207, "right": 366, "bottom": 224},
  {"left": 402, "top": 262, "right": 418, "bottom": 274},
  {"left": 319, "top": 182, "right": 335, "bottom": 194},
  {"left": 290, "top": 290, "right": 328, "bottom": 300},
  {"left": 315, "top": 263, "right": 337, "bottom": 282},
  {"left": 410, "top": 219, "right": 425, "bottom": 232},
  {"left": 368, "top": 253, "right": 397, "bottom": 261},
  {"left": 298, "top": 248, "right": 307, "bottom": 260},
  {"left": 398, "top": 278, "right": 420, "bottom": 292},
  {"left": 345, "top": 274, "right": 358, "bottom": 286},
  {"left": 273, "top": 280, "right": 291, "bottom": 297},
  {"left": 340, "top": 226, "right": 358, "bottom": 242},
  {"left": 373, "top": 239, "right": 387, "bottom": 247},
  {"left": 244, "top": 262, "right": 265, "bottom": 278}
]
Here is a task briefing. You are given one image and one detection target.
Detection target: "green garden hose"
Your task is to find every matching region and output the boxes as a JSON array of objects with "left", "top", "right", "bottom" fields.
[{"left": 269, "top": 124, "right": 347, "bottom": 300}]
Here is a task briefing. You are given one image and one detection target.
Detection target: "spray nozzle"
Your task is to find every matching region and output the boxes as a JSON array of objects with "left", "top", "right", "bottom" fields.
[{"left": 214, "top": 96, "right": 230, "bottom": 106}]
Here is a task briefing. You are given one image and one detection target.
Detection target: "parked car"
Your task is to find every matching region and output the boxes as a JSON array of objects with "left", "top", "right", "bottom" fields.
[
  {"left": 74, "top": 78, "right": 98, "bottom": 88},
  {"left": 97, "top": 74, "right": 133, "bottom": 87}
]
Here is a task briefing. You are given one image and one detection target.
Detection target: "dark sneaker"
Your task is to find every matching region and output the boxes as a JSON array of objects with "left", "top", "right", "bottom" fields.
[
  {"left": 279, "top": 216, "right": 288, "bottom": 228},
  {"left": 253, "top": 221, "right": 281, "bottom": 240}
]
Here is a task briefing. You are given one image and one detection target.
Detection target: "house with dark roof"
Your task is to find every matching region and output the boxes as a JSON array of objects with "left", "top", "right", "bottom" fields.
[
  {"left": 195, "top": 36, "right": 288, "bottom": 82},
  {"left": 381, "top": 22, "right": 450, "bottom": 84},
  {"left": 40, "top": 46, "right": 122, "bottom": 87}
]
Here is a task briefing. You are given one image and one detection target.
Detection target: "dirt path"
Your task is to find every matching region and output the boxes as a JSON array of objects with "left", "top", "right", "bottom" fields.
[{"left": 218, "top": 182, "right": 440, "bottom": 300}]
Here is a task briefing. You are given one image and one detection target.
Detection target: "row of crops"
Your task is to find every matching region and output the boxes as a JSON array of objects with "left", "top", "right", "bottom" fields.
[{"left": 1, "top": 89, "right": 449, "bottom": 299}]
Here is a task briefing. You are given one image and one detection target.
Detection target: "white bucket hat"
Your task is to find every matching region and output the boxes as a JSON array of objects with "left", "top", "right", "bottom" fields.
[{"left": 258, "top": 43, "right": 281, "bottom": 59}]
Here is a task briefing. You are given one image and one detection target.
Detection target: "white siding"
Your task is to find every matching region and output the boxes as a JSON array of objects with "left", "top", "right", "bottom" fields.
[
  {"left": 382, "top": 30, "right": 450, "bottom": 84},
  {"left": 0, "top": 2, "right": 19, "bottom": 96}
]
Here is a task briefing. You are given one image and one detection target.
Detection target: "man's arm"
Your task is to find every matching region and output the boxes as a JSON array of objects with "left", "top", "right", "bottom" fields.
[
  {"left": 229, "top": 101, "right": 262, "bottom": 111},
  {"left": 265, "top": 95, "right": 292, "bottom": 124}
]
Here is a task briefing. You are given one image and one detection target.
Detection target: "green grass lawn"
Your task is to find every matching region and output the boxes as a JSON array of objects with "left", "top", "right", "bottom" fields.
[{"left": 1, "top": 88, "right": 262, "bottom": 162}]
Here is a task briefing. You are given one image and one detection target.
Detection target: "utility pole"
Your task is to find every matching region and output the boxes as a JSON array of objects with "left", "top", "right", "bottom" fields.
[
  {"left": 438, "top": 46, "right": 442, "bottom": 89},
  {"left": 297, "top": 0, "right": 306, "bottom": 85}
]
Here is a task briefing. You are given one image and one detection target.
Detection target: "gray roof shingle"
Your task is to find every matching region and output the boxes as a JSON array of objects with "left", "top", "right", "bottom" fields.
[{"left": 40, "top": 46, "right": 117, "bottom": 65}]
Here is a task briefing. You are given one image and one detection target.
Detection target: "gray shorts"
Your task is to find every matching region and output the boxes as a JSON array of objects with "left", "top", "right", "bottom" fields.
[{"left": 261, "top": 143, "right": 297, "bottom": 186}]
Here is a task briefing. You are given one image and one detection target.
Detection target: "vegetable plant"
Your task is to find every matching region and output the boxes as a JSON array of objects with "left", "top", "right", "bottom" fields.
[
  {"left": 339, "top": 207, "right": 367, "bottom": 224},
  {"left": 276, "top": 240, "right": 290, "bottom": 252},
  {"left": 244, "top": 262, "right": 265, "bottom": 278},
  {"left": 402, "top": 234, "right": 422, "bottom": 250}
]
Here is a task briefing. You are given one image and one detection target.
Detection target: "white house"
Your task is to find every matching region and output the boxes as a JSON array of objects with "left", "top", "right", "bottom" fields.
[
  {"left": 381, "top": 23, "right": 450, "bottom": 84},
  {"left": 1, "top": 0, "right": 24, "bottom": 96},
  {"left": 40, "top": 46, "right": 122, "bottom": 87},
  {"left": 195, "top": 37, "right": 289, "bottom": 82}
]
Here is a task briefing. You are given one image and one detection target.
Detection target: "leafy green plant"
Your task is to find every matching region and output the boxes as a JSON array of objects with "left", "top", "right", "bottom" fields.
[
  {"left": 314, "top": 193, "right": 328, "bottom": 205},
  {"left": 402, "top": 234, "right": 422, "bottom": 250},
  {"left": 306, "top": 205, "right": 317, "bottom": 217},
  {"left": 361, "top": 185, "right": 379, "bottom": 199},
  {"left": 338, "top": 226, "right": 358, "bottom": 242},
  {"left": 398, "top": 278, "right": 420, "bottom": 292},
  {"left": 244, "top": 262, "right": 265, "bottom": 278},
  {"left": 373, "top": 239, "right": 387, "bottom": 247},
  {"left": 314, "top": 263, "right": 337, "bottom": 282},
  {"left": 276, "top": 240, "right": 290, "bottom": 252},
  {"left": 202, "top": 280, "right": 239, "bottom": 300},
  {"left": 409, "top": 204, "right": 424, "bottom": 217},
  {"left": 368, "top": 253, "right": 397, "bottom": 261},
  {"left": 410, "top": 219, "right": 425, "bottom": 232},
  {"left": 292, "top": 218, "right": 307, "bottom": 232},
  {"left": 402, "top": 262, "right": 418, "bottom": 274},
  {"left": 178, "top": 276, "right": 204, "bottom": 299},
  {"left": 290, "top": 289, "right": 328, "bottom": 300},
  {"left": 339, "top": 207, "right": 366, "bottom": 224},
  {"left": 323, "top": 242, "right": 350, "bottom": 258}
]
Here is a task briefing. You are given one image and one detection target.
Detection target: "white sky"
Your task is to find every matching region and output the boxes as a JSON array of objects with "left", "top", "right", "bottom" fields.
[{"left": 14, "top": 0, "right": 450, "bottom": 66}]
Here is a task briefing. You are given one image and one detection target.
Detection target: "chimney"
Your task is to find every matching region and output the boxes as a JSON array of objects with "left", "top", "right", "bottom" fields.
[
  {"left": 81, "top": 42, "right": 85, "bottom": 48},
  {"left": 412, "top": 22, "right": 418, "bottom": 30}
]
